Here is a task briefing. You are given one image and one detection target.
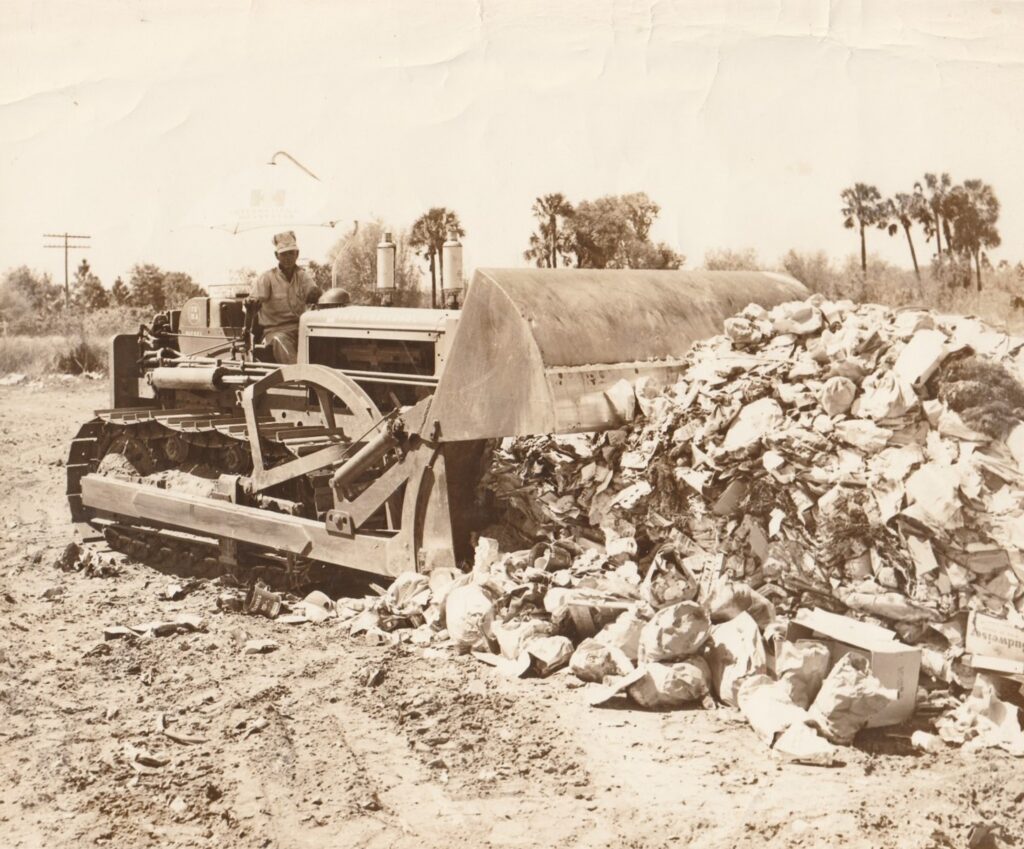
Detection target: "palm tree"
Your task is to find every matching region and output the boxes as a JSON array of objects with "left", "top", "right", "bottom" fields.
[
  {"left": 914, "top": 172, "right": 952, "bottom": 259},
  {"left": 524, "top": 193, "right": 574, "bottom": 268},
  {"left": 883, "top": 193, "right": 923, "bottom": 280},
  {"left": 409, "top": 207, "right": 465, "bottom": 308},
  {"left": 945, "top": 180, "right": 1000, "bottom": 291},
  {"left": 840, "top": 183, "right": 883, "bottom": 272}
]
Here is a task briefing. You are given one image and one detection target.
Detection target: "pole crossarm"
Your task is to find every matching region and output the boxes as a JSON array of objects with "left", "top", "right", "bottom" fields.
[{"left": 41, "top": 232, "right": 92, "bottom": 308}]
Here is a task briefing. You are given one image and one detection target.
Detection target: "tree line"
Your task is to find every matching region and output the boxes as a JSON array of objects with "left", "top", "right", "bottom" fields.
[
  {"left": 0, "top": 260, "right": 204, "bottom": 333},
  {"left": 522, "top": 192, "right": 683, "bottom": 269},
  {"left": 319, "top": 194, "right": 685, "bottom": 310},
  {"left": 1, "top": 176, "right": 1013, "bottom": 337},
  {"left": 308, "top": 207, "right": 468, "bottom": 310},
  {"left": 840, "top": 173, "right": 1000, "bottom": 290}
]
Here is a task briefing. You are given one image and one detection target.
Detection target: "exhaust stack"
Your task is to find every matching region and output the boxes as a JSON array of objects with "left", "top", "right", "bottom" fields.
[
  {"left": 376, "top": 231, "right": 396, "bottom": 298},
  {"left": 442, "top": 232, "right": 463, "bottom": 308}
]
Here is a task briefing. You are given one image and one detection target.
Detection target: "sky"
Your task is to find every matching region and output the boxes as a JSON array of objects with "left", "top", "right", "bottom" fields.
[{"left": 2, "top": 0, "right": 1023, "bottom": 292}]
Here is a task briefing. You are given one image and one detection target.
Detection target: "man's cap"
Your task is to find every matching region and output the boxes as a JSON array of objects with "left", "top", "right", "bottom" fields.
[{"left": 273, "top": 231, "right": 299, "bottom": 254}]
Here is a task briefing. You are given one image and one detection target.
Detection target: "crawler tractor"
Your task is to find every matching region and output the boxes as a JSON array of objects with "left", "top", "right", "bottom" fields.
[{"left": 67, "top": 265, "right": 806, "bottom": 582}]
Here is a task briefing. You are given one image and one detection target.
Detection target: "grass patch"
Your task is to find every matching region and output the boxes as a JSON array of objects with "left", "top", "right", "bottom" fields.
[
  {"left": 0, "top": 309, "right": 136, "bottom": 376},
  {"left": 0, "top": 335, "right": 108, "bottom": 376}
]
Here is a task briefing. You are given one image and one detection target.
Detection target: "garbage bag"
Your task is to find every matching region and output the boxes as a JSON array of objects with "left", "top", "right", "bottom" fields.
[
  {"left": 445, "top": 584, "right": 495, "bottom": 652},
  {"left": 384, "top": 572, "right": 431, "bottom": 614},
  {"left": 427, "top": 567, "right": 458, "bottom": 608},
  {"left": 637, "top": 601, "right": 711, "bottom": 663},
  {"left": 640, "top": 545, "right": 699, "bottom": 609},
  {"left": 833, "top": 419, "right": 892, "bottom": 453},
  {"left": 569, "top": 638, "right": 634, "bottom": 683},
  {"left": 594, "top": 608, "right": 647, "bottom": 661},
  {"left": 807, "top": 653, "right": 897, "bottom": 744},
  {"left": 818, "top": 376, "right": 856, "bottom": 416},
  {"left": 628, "top": 658, "right": 711, "bottom": 709},
  {"left": 773, "top": 721, "right": 838, "bottom": 766},
  {"left": 705, "top": 580, "right": 775, "bottom": 630},
  {"left": 490, "top": 617, "right": 554, "bottom": 660},
  {"left": 770, "top": 302, "right": 823, "bottom": 336},
  {"left": 722, "top": 398, "right": 785, "bottom": 453},
  {"left": 525, "top": 635, "right": 574, "bottom": 678},
  {"left": 774, "top": 639, "right": 830, "bottom": 709},
  {"left": 737, "top": 673, "right": 808, "bottom": 744},
  {"left": 705, "top": 612, "right": 767, "bottom": 707},
  {"left": 854, "top": 370, "right": 918, "bottom": 421}
]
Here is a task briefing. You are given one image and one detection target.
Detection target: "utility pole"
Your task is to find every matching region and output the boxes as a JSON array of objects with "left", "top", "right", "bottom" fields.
[{"left": 42, "top": 233, "right": 91, "bottom": 308}]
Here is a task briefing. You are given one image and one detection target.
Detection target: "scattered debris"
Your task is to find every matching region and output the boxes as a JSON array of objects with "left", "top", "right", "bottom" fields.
[
  {"left": 216, "top": 591, "right": 245, "bottom": 613},
  {"left": 237, "top": 716, "right": 269, "bottom": 739},
  {"left": 244, "top": 581, "right": 282, "bottom": 618},
  {"left": 103, "top": 614, "right": 205, "bottom": 640},
  {"left": 54, "top": 543, "right": 82, "bottom": 571},
  {"left": 935, "top": 674, "right": 1024, "bottom": 756},
  {"left": 910, "top": 730, "right": 942, "bottom": 753},
  {"left": 54, "top": 541, "right": 122, "bottom": 577},
  {"left": 161, "top": 579, "right": 202, "bottom": 601},
  {"left": 103, "top": 626, "right": 139, "bottom": 641},
  {"left": 124, "top": 743, "right": 170, "bottom": 774},
  {"left": 157, "top": 712, "right": 206, "bottom": 745},
  {"left": 243, "top": 639, "right": 278, "bottom": 655}
]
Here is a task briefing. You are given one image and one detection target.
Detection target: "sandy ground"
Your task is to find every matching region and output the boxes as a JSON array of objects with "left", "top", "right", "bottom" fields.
[{"left": 0, "top": 380, "right": 1022, "bottom": 849}]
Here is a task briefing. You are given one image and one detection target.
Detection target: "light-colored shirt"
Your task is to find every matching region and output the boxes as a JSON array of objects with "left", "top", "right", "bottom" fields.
[{"left": 254, "top": 266, "right": 318, "bottom": 330}]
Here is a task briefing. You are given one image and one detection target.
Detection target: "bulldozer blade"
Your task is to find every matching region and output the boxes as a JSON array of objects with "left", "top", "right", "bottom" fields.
[{"left": 430, "top": 268, "right": 807, "bottom": 440}]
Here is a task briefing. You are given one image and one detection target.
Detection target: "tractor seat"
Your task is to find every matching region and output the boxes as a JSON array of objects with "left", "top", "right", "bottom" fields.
[{"left": 252, "top": 343, "right": 276, "bottom": 363}]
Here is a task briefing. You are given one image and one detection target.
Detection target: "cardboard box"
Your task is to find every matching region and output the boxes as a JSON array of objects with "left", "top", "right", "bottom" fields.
[
  {"left": 965, "top": 611, "right": 1024, "bottom": 662},
  {"left": 963, "top": 653, "right": 1024, "bottom": 680},
  {"left": 786, "top": 608, "right": 921, "bottom": 727}
]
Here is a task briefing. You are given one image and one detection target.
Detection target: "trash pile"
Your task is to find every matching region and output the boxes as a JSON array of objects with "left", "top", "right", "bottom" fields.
[
  {"left": 484, "top": 298, "right": 1024, "bottom": 633},
  {"left": 272, "top": 297, "right": 1024, "bottom": 762},
  {"left": 480, "top": 296, "right": 1024, "bottom": 756}
]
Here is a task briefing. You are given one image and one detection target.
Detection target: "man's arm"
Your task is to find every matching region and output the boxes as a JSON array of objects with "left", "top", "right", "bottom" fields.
[
  {"left": 302, "top": 270, "right": 322, "bottom": 305},
  {"left": 253, "top": 271, "right": 271, "bottom": 303}
]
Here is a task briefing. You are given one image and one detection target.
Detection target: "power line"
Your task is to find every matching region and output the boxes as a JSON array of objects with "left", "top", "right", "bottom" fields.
[{"left": 42, "top": 233, "right": 91, "bottom": 308}]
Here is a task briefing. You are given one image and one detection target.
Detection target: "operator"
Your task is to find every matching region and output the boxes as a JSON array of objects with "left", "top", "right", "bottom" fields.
[{"left": 253, "top": 231, "right": 321, "bottom": 364}]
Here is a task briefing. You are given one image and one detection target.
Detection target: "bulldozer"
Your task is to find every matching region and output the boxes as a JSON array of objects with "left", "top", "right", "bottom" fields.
[{"left": 67, "top": 256, "right": 807, "bottom": 584}]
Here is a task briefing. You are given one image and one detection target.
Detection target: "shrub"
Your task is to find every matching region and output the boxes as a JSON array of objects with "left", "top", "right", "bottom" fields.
[
  {"left": 56, "top": 336, "right": 107, "bottom": 375},
  {"left": 703, "top": 248, "right": 760, "bottom": 271},
  {"left": 938, "top": 355, "right": 1024, "bottom": 438}
]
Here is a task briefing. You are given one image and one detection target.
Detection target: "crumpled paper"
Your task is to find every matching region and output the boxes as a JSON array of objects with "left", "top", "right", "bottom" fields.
[
  {"left": 705, "top": 612, "right": 767, "bottom": 707},
  {"left": 807, "top": 654, "right": 898, "bottom": 744},
  {"left": 627, "top": 658, "right": 711, "bottom": 709},
  {"left": 445, "top": 584, "right": 495, "bottom": 652},
  {"left": 637, "top": 601, "right": 710, "bottom": 663},
  {"left": 936, "top": 674, "right": 1024, "bottom": 757},
  {"left": 569, "top": 638, "right": 634, "bottom": 683}
]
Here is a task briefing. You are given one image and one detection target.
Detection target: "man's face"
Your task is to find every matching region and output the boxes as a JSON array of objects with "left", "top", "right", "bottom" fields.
[{"left": 277, "top": 250, "right": 299, "bottom": 272}]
